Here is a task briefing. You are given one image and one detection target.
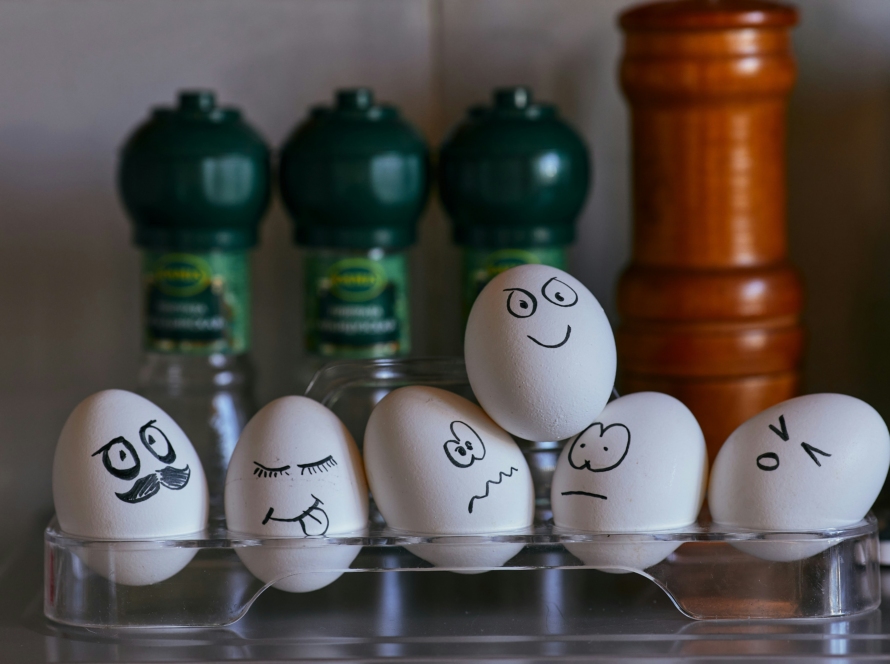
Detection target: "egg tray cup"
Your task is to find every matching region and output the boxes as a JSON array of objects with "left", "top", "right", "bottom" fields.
[{"left": 43, "top": 358, "right": 882, "bottom": 628}]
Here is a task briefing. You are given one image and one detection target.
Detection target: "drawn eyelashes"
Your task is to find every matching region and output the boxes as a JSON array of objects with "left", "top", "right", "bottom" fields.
[
  {"left": 253, "top": 456, "right": 338, "bottom": 478},
  {"left": 444, "top": 420, "right": 486, "bottom": 468},
  {"left": 253, "top": 462, "right": 291, "bottom": 478},
  {"left": 92, "top": 420, "right": 177, "bottom": 479},
  {"left": 298, "top": 455, "right": 338, "bottom": 475}
]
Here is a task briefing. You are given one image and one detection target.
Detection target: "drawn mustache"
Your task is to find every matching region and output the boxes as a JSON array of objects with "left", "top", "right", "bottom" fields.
[{"left": 115, "top": 465, "right": 191, "bottom": 504}]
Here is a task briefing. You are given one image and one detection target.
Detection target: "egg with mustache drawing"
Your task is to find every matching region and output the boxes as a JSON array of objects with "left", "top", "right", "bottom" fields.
[
  {"left": 364, "top": 386, "right": 535, "bottom": 571},
  {"left": 225, "top": 396, "right": 368, "bottom": 592},
  {"left": 551, "top": 392, "right": 708, "bottom": 572},
  {"left": 465, "top": 264, "right": 616, "bottom": 443},
  {"left": 52, "top": 389, "right": 208, "bottom": 585}
]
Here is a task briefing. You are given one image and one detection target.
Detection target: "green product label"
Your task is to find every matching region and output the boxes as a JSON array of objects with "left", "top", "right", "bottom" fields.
[
  {"left": 463, "top": 247, "right": 567, "bottom": 317},
  {"left": 143, "top": 251, "right": 250, "bottom": 354},
  {"left": 306, "top": 253, "right": 410, "bottom": 359}
]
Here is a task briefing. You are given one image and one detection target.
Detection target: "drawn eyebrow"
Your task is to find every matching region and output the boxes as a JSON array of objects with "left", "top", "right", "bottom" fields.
[
  {"left": 297, "top": 455, "right": 338, "bottom": 475},
  {"left": 253, "top": 461, "right": 291, "bottom": 478}
]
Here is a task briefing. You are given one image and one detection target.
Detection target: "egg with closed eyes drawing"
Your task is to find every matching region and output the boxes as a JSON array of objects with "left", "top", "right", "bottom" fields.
[
  {"left": 551, "top": 392, "right": 708, "bottom": 572},
  {"left": 225, "top": 396, "right": 368, "bottom": 592},
  {"left": 465, "top": 264, "right": 616, "bottom": 443},
  {"left": 364, "top": 386, "right": 535, "bottom": 571},
  {"left": 52, "top": 389, "right": 209, "bottom": 586},
  {"left": 709, "top": 394, "right": 890, "bottom": 561}
]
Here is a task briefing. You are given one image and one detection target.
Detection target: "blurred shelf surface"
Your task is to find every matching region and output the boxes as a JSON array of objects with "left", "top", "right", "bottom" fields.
[{"left": 4, "top": 516, "right": 890, "bottom": 662}]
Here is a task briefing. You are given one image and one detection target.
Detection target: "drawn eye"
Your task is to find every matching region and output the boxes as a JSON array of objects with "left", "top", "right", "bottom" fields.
[
  {"left": 253, "top": 461, "right": 291, "bottom": 478},
  {"left": 139, "top": 420, "right": 176, "bottom": 464},
  {"left": 444, "top": 420, "right": 486, "bottom": 468},
  {"left": 297, "top": 455, "right": 337, "bottom": 475},
  {"left": 92, "top": 436, "right": 141, "bottom": 480},
  {"left": 504, "top": 288, "right": 537, "bottom": 318},
  {"left": 541, "top": 277, "right": 578, "bottom": 307}
]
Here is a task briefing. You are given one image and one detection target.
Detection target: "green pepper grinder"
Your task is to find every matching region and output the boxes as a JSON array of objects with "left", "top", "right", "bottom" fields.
[
  {"left": 118, "top": 90, "right": 271, "bottom": 513},
  {"left": 439, "top": 86, "right": 591, "bottom": 319},
  {"left": 279, "top": 88, "right": 430, "bottom": 385}
]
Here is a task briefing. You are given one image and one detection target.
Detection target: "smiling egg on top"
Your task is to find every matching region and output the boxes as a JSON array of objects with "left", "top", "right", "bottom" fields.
[
  {"left": 551, "top": 392, "right": 708, "bottom": 571},
  {"left": 52, "top": 389, "right": 209, "bottom": 585},
  {"left": 465, "top": 264, "right": 616, "bottom": 443},
  {"left": 364, "top": 386, "right": 534, "bottom": 570},
  {"left": 224, "top": 396, "right": 368, "bottom": 592}
]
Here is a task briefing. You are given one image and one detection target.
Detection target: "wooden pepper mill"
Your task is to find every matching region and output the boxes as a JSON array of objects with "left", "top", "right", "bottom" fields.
[{"left": 617, "top": 0, "right": 804, "bottom": 462}]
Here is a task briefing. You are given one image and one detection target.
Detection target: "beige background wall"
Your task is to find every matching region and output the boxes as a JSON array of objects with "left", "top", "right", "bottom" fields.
[{"left": 1, "top": 0, "right": 888, "bottom": 527}]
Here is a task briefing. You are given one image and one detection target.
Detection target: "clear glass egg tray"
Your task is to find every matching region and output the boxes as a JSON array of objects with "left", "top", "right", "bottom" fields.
[{"left": 44, "top": 358, "right": 881, "bottom": 628}]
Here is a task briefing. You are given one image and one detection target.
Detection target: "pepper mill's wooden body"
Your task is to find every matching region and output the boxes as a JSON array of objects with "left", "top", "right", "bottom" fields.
[{"left": 617, "top": 0, "right": 804, "bottom": 462}]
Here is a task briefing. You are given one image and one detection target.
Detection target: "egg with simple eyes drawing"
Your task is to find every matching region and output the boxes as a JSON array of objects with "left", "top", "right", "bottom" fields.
[
  {"left": 709, "top": 394, "right": 890, "bottom": 561},
  {"left": 465, "top": 264, "right": 616, "bottom": 443},
  {"left": 52, "top": 389, "right": 209, "bottom": 586},
  {"left": 551, "top": 392, "right": 708, "bottom": 572},
  {"left": 363, "top": 386, "right": 535, "bottom": 571},
  {"left": 224, "top": 396, "right": 368, "bottom": 592}
]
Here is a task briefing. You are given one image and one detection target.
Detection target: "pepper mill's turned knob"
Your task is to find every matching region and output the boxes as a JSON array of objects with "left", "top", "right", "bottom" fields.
[{"left": 617, "top": 0, "right": 804, "bottom": 462}]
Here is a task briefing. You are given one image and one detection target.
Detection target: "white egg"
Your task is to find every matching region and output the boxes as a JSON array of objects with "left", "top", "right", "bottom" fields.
[
  {"left": 52, "top": 389, "right": 209, "bottom": 586},
  {"left": 464, "top": 264, "right": 616, "bottom": 443},
  {"left": 709, "top": 394, "right": 890, "bottom": 561},
  {"left": 551, "top": 392, "right": 708, "bottom": 572},
  {"left": 224, "top": 396, "right": 368, "bottom": 592},
  {"left": 364, "top": 386, "right": 535, "bottom": 571}
]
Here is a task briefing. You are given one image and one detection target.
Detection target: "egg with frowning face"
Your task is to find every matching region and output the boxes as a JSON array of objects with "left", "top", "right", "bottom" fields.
[
  {"left": 551, "top": 392, "right": 708, "bottom": 572},
  {"left": 225, "top": 396, "right": 368, "bottom": 592},
  {"left": 52, "top": 389, "right": 209, "bottom": 586},
  {"left": 465, "top": 264, "right": 616, "bottom": 443},
  {"left": 363, "top": 386, "right": 535, "bottom": 571},
  {"left": 709, "top": 394, "right": 890, "bottom": 561}
]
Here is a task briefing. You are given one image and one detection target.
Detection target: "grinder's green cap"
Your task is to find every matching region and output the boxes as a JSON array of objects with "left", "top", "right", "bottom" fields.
[
  {"left": 439, "top": 86, "right": 591, "bottom": 249},
  {"left": 118, "top": 90, "right": 271, "bottom": 251},
  {"left": 279, "top": 88, "right": 430, "bottom": 249}
]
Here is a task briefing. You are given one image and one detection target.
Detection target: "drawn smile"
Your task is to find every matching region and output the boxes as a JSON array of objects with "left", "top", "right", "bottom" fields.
[
  {"left": 115, "top": 465, "right": 191, "bottom": 503},
  {"left": 262, "top": 494, "right": 329, "bottom": 536},
  {"left": 527, "top": 325, "right": 572, "bottom": 349},
  {"left": 468, "top": 467, "right": 519, "bottom": 514},
  {"left": 561, "top": 490, "right": 607, "bottom": 500}
]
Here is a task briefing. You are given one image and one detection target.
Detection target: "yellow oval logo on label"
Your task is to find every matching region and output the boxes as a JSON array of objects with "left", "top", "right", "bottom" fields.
[
  {"left": 485, "top": 249, "right": 541, "bottom": 278},
  {"left": 329, "top": 258, "right": 387, "bottom": 302},
  {"left": 153, "top": 254, "right": 213, "bottom": 297}
]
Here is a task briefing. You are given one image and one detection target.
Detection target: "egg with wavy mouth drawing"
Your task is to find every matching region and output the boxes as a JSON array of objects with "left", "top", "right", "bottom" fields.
[
  {"left": 465, "top": 264, "right": 616, "bottom": 443},
  {"left": 551, "top": 392, "right": 708, "bottom": 572},
  {"left": 225, "top": 396, "right": 368, "bottom": 592},
  {"left": 364, "top": 386, "right": 534, "bottom": 571},
  {"left": 709, "top": 393, "right": 890, "bottom": 562},
  {"left": 52, "top": 389, "right": 209, "bottom": 586}
]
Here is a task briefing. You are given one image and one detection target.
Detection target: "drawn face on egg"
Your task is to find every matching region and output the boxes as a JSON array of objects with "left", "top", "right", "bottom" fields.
[
  {"left": 91, "top": 419, "right": 191, "bottom": 504},
  {"left": 503, "top": 276, "right": 579, "bottom": 349},
  {"left": 439, "top": 419, "right": 520, "bottom": 515},
  {"left": 251, "top": 453, "right": 339, "bottom": 536},
  {"left": 753, "top": 414, "right": 832, "bottom": 473},
  {"left": 559, "top": 422, "right": 631, "bottom": 501},
  {"left": 225, "top": 396, "right": 368, "bottom": 539},
  {"left": 363, "top": 386, "right": 535, "bottom": 535}
]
